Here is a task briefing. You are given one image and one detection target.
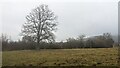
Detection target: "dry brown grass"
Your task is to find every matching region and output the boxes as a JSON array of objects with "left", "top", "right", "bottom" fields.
[{"left": 2, "top": 48, "right": 118, "bottom": 66}]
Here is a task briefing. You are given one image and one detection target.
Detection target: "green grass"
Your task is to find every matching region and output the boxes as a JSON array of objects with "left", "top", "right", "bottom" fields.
[{"left": 2, "top": 48, "right": 118, "bottom": 66}]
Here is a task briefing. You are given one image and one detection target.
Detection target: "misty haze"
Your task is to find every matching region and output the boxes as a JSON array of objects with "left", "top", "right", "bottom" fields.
[{"left": 0, "top": 0, "right": 119, "bottom": 67}]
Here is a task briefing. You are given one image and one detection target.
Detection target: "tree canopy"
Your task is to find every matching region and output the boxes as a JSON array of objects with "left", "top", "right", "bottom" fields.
[{"left": 21, "top": 4, "right": 58, "bottom": 45}]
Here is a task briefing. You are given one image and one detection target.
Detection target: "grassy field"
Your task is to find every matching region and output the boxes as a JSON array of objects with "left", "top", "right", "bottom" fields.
[{"left": 2, "top": 48, "right": 118, "bottom": 66}]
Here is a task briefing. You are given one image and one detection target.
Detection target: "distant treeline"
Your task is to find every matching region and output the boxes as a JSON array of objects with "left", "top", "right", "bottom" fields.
[{"left": 1, "top": 33, "right": 118, "bottom": 51}]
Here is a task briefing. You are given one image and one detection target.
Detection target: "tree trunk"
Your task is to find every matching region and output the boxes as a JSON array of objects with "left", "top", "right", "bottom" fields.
[{"left": 36, "top": 32, "right": 40, "bottom": 50}]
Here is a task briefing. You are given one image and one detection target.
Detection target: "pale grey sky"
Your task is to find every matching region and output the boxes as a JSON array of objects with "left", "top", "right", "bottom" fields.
[{"left": 0, "top": 0, "right": 119, "bottom": 41}]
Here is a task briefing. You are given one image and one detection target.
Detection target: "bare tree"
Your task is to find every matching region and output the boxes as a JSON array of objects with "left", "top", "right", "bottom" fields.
[
  {"left": 21, "top": 4, "right": 58, "bottom": 48},
  {"left": 1, "top": 34, "right": 9, "bottom": 43},
  {"left": 103, "top": 33, "right": 114, "bottom": 47},
  {"left": 22, "top": 36, "right": 34, "bottom": 43},
  {"left": 77, "top": 35, "right": 85, "bottom": 48},
  {"left": 77, "top": 35, "right": 85, "bottom": 41}
]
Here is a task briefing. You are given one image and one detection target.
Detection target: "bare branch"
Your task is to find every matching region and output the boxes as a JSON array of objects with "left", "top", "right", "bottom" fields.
[{"left": 21, "top": 4, "right": 58, "bottom": 45}]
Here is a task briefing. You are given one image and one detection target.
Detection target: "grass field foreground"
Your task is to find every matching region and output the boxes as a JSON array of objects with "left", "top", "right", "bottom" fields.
[{"left": 2, "top": 48, "right": 118, "bottom": 66}]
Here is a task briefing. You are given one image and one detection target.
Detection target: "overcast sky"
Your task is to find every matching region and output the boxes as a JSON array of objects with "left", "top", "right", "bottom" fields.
[{"left": 0, "top": 0, "right": 119, "bottom": 41}]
